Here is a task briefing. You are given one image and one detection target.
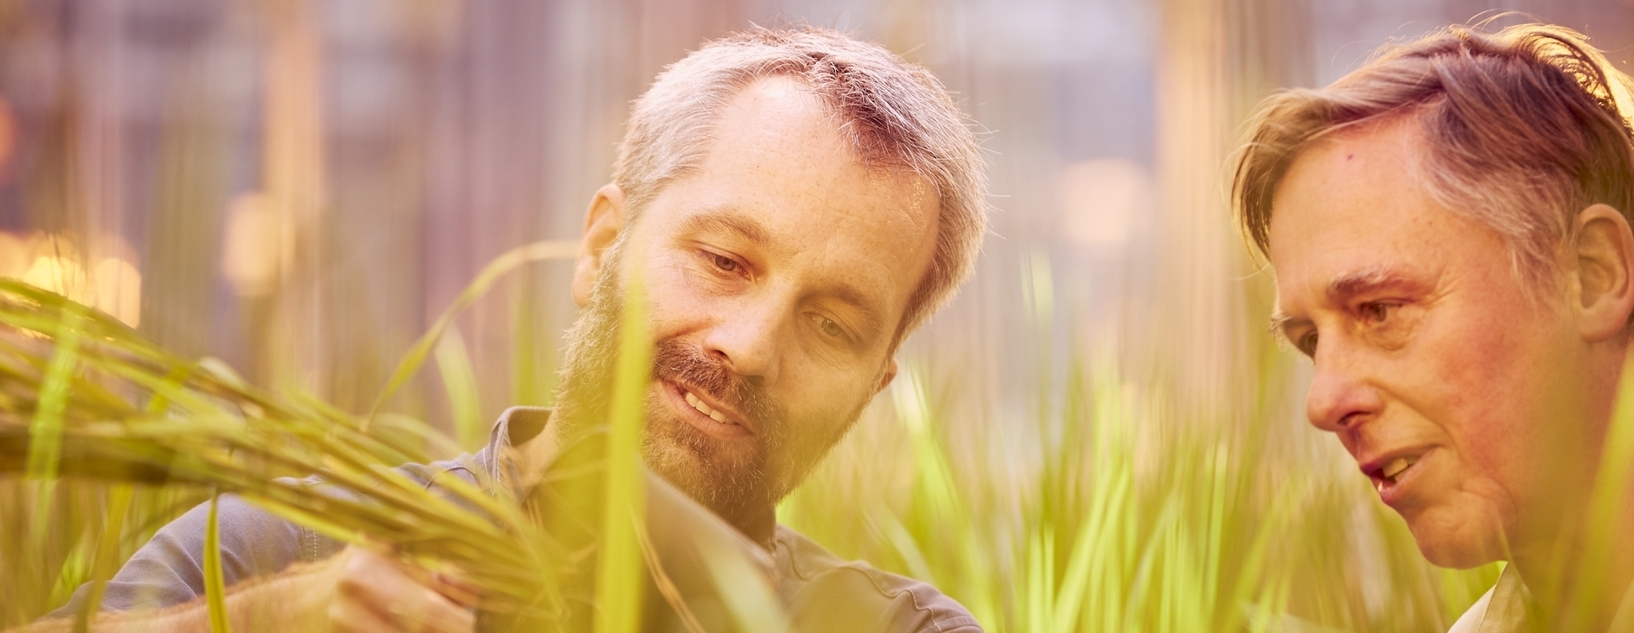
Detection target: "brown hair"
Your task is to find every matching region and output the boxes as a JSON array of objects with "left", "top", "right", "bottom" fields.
[
  {"left": 613, "top": 27, "right": 987, "bottom": 337},
  {"left": 1233, "top": 23, "right": 1634, "bottom": 288}
]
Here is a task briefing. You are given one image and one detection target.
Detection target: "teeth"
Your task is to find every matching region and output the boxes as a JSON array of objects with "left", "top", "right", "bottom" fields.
[
  {"left": 683, "top": 390, "right": 734, "bottom": 425},
  {"left": 1381, "top": 456, "right": 1414, "bottom": 480},
  {"left": 684, "top": 391, "right": 710, "bottom": 414}
]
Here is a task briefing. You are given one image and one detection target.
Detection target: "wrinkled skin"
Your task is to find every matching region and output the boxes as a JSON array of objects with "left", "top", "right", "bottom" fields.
[{"left": 1266, "top": 116, "right": 1634, "bottom": 607}]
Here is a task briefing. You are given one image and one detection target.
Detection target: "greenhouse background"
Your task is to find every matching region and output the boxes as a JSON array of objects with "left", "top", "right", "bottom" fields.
[{"left": 3, "top": 0, "right": 1633, "bottom": 630}]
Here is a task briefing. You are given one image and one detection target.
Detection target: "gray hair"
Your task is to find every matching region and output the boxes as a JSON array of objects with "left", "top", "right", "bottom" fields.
[
  {"left": 613, "top": 26, "right": 987, "bottom": 337},
  {"left": 1233, "top": 23, "right": 1634, "bottom": 294}
]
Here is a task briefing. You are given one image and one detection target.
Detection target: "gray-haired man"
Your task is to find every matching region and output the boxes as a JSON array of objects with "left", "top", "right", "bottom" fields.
[
  {"left": 1235, "top": 24, "right": 1634, "bottom": 631},
  {"left": 45, "top": 27, "right": 988, "bottom": 633}
]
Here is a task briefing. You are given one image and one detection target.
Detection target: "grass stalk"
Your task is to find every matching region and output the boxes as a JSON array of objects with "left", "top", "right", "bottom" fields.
[
  {"left": 202, "top": 494, "right": 229, "bottom": 633},
  {"left": 594, "top": 276, "right": 650, "bottom": 633}
]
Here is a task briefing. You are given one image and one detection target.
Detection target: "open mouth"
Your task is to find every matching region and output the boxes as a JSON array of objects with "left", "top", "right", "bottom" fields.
[
  {"left": 663, "top": 381, "right": 752, "bottom": 440},
  {"left": 684, "top": 389, "right": 734, "bottom": 425},
  {"left": 1367, "top": 454, "right": 1421, "bottom": 494}
]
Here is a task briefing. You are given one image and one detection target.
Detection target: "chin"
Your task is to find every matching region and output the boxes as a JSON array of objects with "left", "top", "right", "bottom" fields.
[
  {"left": 1406, "top": 510, "right": 1508, "bottom": 569},
  {"left": 1416, "top": 539, "right": 1499, "bottom": 569}
]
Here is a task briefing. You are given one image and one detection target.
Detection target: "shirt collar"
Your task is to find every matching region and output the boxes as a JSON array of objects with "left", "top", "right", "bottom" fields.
[
  {"left": 472, "top": 406, "right": 553, "bottom": 500},
  {"left": 1468, "top": 564, "right": 1540, "bottom": 633}
]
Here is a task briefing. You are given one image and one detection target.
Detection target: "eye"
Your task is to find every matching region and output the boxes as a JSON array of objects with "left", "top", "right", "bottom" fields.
[
  {"left": 1296, "top": 331, "right": 1319, "bottom": 358},
  {"left": 1359, "top": 302, "right": 1395, "bottom": 323},
  {"left": 810, "top": 313, "right": 847, "bottom": 340},
  {"left": 710, "top": 252, "right": 740, "bottom": 273}
]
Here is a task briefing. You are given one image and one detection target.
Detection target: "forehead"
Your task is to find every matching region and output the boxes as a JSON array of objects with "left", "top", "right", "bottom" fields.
[
  {"left": 1266, "top": 121, "right": 1504, "bottom": 307},
  {"left": 640, "top": 77, "right": 941, "bottom": 315}
]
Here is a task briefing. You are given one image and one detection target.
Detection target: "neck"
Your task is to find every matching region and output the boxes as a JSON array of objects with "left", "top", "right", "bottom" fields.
[
  {"left": 1507, "top": 346, "right": 1634, "bottom": 629},
  {"left": 727, "top": 505, "right": 778, "bottom": 550},
  {"left": 1512, "top": 468, "right": 1634, "bottom": 630}
]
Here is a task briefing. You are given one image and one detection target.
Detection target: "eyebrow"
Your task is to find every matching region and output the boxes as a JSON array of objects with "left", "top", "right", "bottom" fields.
[
  {"left": 679, "top": 210, "right": 770, "bottom": 246},
  {"left": 1267, "top": 266, "right": 1428, "bottom": 340}
]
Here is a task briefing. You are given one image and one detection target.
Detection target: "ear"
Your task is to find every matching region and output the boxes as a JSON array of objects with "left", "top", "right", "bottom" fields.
[
  {"left": 571, "top": 184, "right": 627, "bottom": 307},
  {"left": 874, "top": 356, "right": 899, "bottom": 394},
  {"left": 1571, "top": 203, "right": 1634, "bottom": 342}
]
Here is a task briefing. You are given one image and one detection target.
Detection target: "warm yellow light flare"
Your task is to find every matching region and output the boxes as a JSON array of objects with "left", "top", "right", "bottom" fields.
[
  {"left": 221, "top": 192, "right": 288, "bottom": 298},
  {"left": 8, "top": 232, "right": 143, "bottom": 328}
]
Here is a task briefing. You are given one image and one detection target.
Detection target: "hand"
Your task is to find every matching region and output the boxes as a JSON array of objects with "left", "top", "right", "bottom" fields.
[{"left": 328, "top": 547, "right": 476, "bottom": 633}]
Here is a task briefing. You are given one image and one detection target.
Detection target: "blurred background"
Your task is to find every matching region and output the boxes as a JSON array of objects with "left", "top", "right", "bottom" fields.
[{"left": 5, "top": 0, "right": 1634, "bottom": 630}]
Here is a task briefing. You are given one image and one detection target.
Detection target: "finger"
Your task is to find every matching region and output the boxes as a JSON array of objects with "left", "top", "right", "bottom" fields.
[
  {"left": 374, "top": 551, "right": 481, "bottom": 610},
  {"left": 392, "top": 586, "right": 475, "bottom": 633},
  {"left": 358, "top": 587, "right": 472, "bottom": 633},
  {"left": 338, "top": 549, "right": 473, "bottom": 633},
  {"left": 329, "top": 586, "right": 399, "bottom": 633},
  {"left": 426, "top": 571, "right": 481, "bottom": 608}
]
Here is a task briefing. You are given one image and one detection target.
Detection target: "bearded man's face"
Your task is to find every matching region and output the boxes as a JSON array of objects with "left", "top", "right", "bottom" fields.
[{"left": 555, "top": 77, "right": 942, "bottom": 529}]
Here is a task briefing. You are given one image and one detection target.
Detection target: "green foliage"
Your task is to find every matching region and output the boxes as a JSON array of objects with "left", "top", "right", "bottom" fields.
[
  {"left": 594, "top": 276, "right": 650, "bottom": 633},
  {"left": 780, "top": 349, "right": 1503, "bottom": 632},
  {"left": 203, "top": 495, "right": 230, "bottom": 633},
  {"left": 0, "top": 246, "right": 1525, "bottom": 632},
  {"left": 0, "top": 256, "right": 792, "bottom": 632}
]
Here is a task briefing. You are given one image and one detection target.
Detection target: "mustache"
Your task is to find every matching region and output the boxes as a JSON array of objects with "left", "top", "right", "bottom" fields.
[{"left": 651, "top": 341, "right": 785, "bottom": 437}]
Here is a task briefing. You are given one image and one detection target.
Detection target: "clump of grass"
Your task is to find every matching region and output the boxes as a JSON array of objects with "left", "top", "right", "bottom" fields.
[
  {"left": 782, "top": 345, "right": 1506, "bottom": 632},
  {"left": 0, "top": 243, "right": 788, "bottom": 632},
  {"left": 0, "top": 277, "right": 567, "bottom": 620},
  {"left": 7, "top": 234, "right": 1578, "bottom": 632}
]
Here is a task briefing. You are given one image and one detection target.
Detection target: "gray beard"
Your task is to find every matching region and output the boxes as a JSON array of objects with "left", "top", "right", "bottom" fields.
[{"left": 549, "top": 253, "right": 790, "bottom": 526}]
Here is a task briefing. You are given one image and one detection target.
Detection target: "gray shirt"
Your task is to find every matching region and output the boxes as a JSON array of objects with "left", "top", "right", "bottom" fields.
[{"left": 50, "top": 407, "right": 982, "bottom": 633}]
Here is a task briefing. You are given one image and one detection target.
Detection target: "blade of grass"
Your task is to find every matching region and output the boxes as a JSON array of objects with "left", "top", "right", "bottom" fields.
[
  {"left": 433, "top": 325, "right": 483, "bottom": 450},
  {"left": 1562, "top": 353, "right": 1634, "bottom": 628},
  {"left": 71, "top": 484, "right": 133, "bottom": 633},
  {"left": 594, "top": 274, "right": 649, "bottom": 633},
  {"left": 203, "top": 493, "right": 230, "bottom": 633},
  {"left": 366, "top": 240, "right": 579, "bottom": 428},
  {"left": 27, "top": 303, "right": 85, "bottom": 599},
  {"left": 700, "top": 543, "right": 793, "bottom": 633}
]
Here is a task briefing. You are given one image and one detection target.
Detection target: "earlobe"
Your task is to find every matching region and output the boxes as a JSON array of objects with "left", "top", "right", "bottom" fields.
[
  {"left": 875, "top": 357, "right": 899, "bottom": 394},
  {"left": 1572, "top": 203, "right": 1634, "bottom": 342},
  {"left": 572, "top": 184, "right": 628, "bottom": 307}
]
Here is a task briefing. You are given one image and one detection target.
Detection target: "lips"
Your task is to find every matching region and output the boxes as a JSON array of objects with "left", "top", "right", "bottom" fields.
[
  {"left": 663, "top": 380, "right": 754, "bottom": 440},
  {"left": 1359, "top": 450, "right": 1427, "bottom": 502}
]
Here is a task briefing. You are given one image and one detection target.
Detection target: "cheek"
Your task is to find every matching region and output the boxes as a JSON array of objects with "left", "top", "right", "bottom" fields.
[
  {"left": 779, "top": 361, "right": 879, "bottom": 441},
  {"left": 1420, "top": 311, "right": 1580, "bottom": 494}
]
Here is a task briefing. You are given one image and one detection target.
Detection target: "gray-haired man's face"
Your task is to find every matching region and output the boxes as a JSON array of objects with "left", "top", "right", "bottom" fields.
[
  {"left": 558, "top": 77, "right": 942, "bottom": 532},
  {"left": 1266, "top": 119, "right": 1603, "bottom": 568}
]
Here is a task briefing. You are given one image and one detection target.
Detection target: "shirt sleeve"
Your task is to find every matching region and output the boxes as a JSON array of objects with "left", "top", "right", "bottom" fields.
[{"left": 44, "top": 492, "right": 340, "bottom": 618}]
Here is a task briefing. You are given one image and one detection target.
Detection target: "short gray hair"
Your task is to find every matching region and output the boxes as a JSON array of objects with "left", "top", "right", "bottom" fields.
[
  {"left": 613, "top": 26, "right": 987, "bottom": 337},
  {"left": 1233, "top": 23, "right": 1634, "bottom": 292}
]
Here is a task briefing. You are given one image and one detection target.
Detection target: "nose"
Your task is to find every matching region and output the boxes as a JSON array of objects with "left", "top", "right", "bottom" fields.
[
  {"left": 701, "top": 297, "right": 785, "bottom": 385},
  {"left": 1305, "top": 339, "right": 1383, "bottom": 433}
]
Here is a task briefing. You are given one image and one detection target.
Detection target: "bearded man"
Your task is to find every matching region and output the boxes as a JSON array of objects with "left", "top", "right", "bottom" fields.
[
  {"left": 1234, "top": 24, "right": 1634, "bottom": 632},
  {"left": 41, "top": 27, "right": 987, "bottom": 633}
]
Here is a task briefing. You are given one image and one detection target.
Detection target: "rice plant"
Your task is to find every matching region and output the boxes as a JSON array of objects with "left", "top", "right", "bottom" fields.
[
  {"left": 0, "top": 245, "right": 787, "bottom": 632},
  {"left": 1, "top": 239, "right": 1598, "bottom": 632}
]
